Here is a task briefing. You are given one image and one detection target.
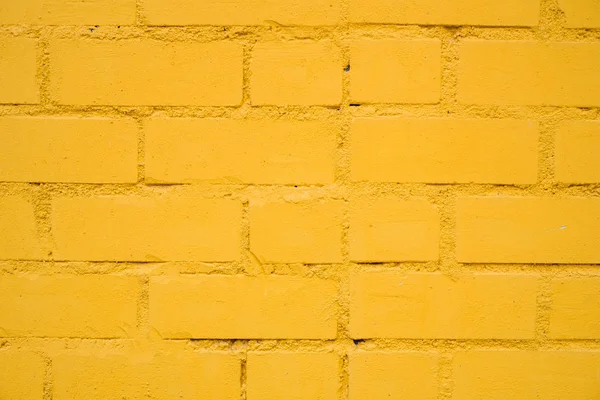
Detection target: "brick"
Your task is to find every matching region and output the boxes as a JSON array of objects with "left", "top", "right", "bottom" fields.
[
  {"left": 0, "top": 197, "right": 44, "bottom": 260},
  {"left": 0, "top": 117, "right": 138, "bottom": 183},
  {"left": 0, "top": 0, "right": 135, "bottom": 25},
  {"left": 0, "top": 275, "right": 138, "bottom": 338},
  {"left": 250, "top": 200, "right": 343, "bottom": 263},
  {"left": 349, "top": 0, "right": 539, "bottom": 26},
  {"left": 145, "top": 0, "right": 340, "bottom": 25},
  {"left": 558, "top": 0, "right": 600, "bottom": 28},
  {"left": 247, "top": 353, "right": 338, "bottom": 400},
  {"left": 349, "top": 198, "right": 440, "bottom": 262},
  {"left": 349, "top": 352, "right": 438, "bottom": 400},
  {"left": 458, "top": 41, "right": 600, "bottom": 106},
  {"left": 349, "top": 272, "right": 537, "bottom": 339},
  {"left": 51, "top": 197, "right": 241, "bottom": 262},
  {"left": 453, "top": 351, "right": 600, "bottom": 399},
  {"left": 149, "top": 275, "right": 337, "bottom": 339},
  {"left": 549, "top": 277, "right": 600, "bottom": 339},
  {"left": 555, "top": 121, "right": 600, "bottom": 183},
  {"left": 53, "top": 352, "right": 239, "bottom": 400},
  {"left": 145, "top": 119, "right": 336, "bottom": 185},
  {"left": 251, "top": 41, "right": 341, "bottom": 106},
  {"left": 0, "top": 38, "right": 38, "bottom": 104},
  {"left": 456, "top": 197, "right": 600, "bottom": 264},
  {"left": 351, "top": 118, "right": 538, "bottom": 184},
  {"left": 0, "top": 351, "right": 44, "bottom": 400},
  {"left": 49, "top": 40, "right": 242, "bottom": 106},
  {"left": 350, "top": 40, "right": 441, "bottom": 104}
]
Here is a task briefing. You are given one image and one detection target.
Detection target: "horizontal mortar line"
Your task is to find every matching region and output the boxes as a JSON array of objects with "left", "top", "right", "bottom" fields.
[{"left": 1, "top": 105, "right": 599, "bottom": 117}]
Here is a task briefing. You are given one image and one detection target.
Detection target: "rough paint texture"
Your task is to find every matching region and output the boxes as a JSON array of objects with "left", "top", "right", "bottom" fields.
[{"left": 0, "top": 0, "right": 599, "bottom": 399}]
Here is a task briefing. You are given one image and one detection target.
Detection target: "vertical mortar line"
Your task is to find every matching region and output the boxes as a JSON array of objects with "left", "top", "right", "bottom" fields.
[
  {"left": 42, "top": 354, "right": 53, "bottom": 400},
  {"left": 135, "top": 0, "right": 146, "bottom": 26},
  {"left": 437, "top": 349, "right": 454, "bottom": 400},
  {"left": 435, "top": 188, "right": 458, "bottom": 274},
  {"left": 240, "top": 342, "right": 248, "bottom": 400},
  {"left": 534, "top": 272, "right": 553, "bottom": 344},
  {"left": 137, "top": 274, "right": 151, "bottom": 339},
  {"left": 241, "top": 37, "right": 255, "bottom": 108},
  {"left": 136, "top": 117, "right": 146, "bottom": 184},
  {"left": 438, "top": 28, "right": 461, "bottom": 111},
  {"left": 37, "top": 26, "right": 53, "bottom": 107},
  {"left": 31, "top": 184, "right": 55, "bottom": 260},
  {"left": 537, "top": 0, "right": 567, "bottom": 40},
  {"left": 241, "top": 200, "right": 254, "bottom": 275},
  {"left": 537, "top": 119, "right": 557, "bottom": 187},
  {"left": 338, "top": 0, "right": 352, "bottom": 399}
]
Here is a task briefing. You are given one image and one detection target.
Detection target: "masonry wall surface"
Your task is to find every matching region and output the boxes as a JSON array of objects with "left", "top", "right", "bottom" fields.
[{"left": 1, "top": 0, "right": 600, "bottom": 399}]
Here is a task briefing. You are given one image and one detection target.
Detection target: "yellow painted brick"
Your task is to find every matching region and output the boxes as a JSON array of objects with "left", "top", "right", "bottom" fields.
[
  {"left": 349, "top": 352, "right": 438, "bottom": 400},
  {"left": 0, "top": 351, "right": 45, "bottom": 400},
  {"left": 145, "top": 119, "right": 336, "bottom": 184},
  {"left": 0, "top": 117, "right": 137, "bottom": 183},
  {"left": 453, "top": 351, "right": 600, "bottom": 399},
  {"left": 351, "top": 118, "right": 538, "bottom": 184},
  {"left": 0, "top": 197, "right": 44, "bottom": 260},
  {"left": 149, "top": 275, "right": 337, "bottom": 339},
  {"left": 49, "top": 40, "right": 242, "bottom": 106},
  {"left": 350, "top": 40, "right": 440, "bottom": 104},
  {"left": 247, "top": 353, "right": 338, "bottom": 400},
  {"left": 250, "top": 200, "right": 343, "bottom": 263},
  {"left": 251, "top": 41, "right": 341, "bottom": 106},
  {"left": 549, "top": 277, "right": 600, "bottom": 339},
  {"left": 0, "top": 0, "right": 135, "bottom": 25},
  {"left": 349, "top": 0, "right": 539, "bottom": 26},
  {"left": 459, "top": 41, "right": 600, "bottom": 106},
  {"left": 556, "top": 121, "right": 600, "bottom": 183},
  {"left": 350, "top": 272, "right": 537, "bottom": 339},
  {"left": 349, "top": 198, "right": 439, "bottom": 262},
  {"left": 0, "top": 38, "right": 38, "bottom": 104},
  {"left": 0, "top": 275, "right": 138, "bottom": 338},
  {"left": 53, "top": 352, "right": 239, "bottom": 400},
  {"left": 51, "top": 197, "right": 241, "bottom": 261},
  {"left": 457, "top": 197, "right": 600, "bottom": 264},
  {"left": 558, "top": 0, "right": 600, "bottom": 28},
  {"left": 145, "top": 0, "right": 341, "bottom": 25}
]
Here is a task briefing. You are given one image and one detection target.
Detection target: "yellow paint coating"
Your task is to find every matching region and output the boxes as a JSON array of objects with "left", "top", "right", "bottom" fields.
[
  {"left": 247, "top": 352, "right": 339, "bottom": 400},
  {"left": 0, "top": 0, "right": 600, "bottom": 398},
  {"left": 0, "top": 117, "right": 138, "bottom": 183}
]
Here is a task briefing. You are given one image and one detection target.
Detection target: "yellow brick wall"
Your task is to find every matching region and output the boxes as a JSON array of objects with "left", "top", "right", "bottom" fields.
[{"left": 1, "top": 0, "right": 600, "bottom": 399}]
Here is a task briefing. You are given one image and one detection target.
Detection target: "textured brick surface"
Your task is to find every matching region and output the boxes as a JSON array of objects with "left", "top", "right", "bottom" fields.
[
  {"left": 350, "top": 272, "right": 538, "bottom": 339},
  {"left": 459, "top": 41, "right": 600, "bottom": 106},
  {"left": 351, "top": 118, "right": 538, "bottom": 184},
  {"left": 457, "top": 197, "right": 600, "bottom": 264},
  {"left": 50, "top": 40, "right": 243, "bottom": 106},
  {"left": 247, "top": 353, "right": 339, "bottom": 400},
  {"left": 149, "top": 275, "right": 337, "bottom": 339},
  {"left": 349, "top": 352, "right": 438, "bottom": 400},
  {"left": 2, "top": 1, "right": 599, "bottom": 398},
  {"left": 0, "top": 38, "right": 38, "bottom": 104},
  {"left": 453, "top": 351, "right": 600, "bottom": 399},
  {"left": 0, "top": 275, "right": 139, "bottom": 338},
  {"left": 350, "top": 40, "right": 441, "bottom": 104},
  {"left": 53, "top": 352, "right": 239, "bottom": 399},
  {"left": 145, "top": 118, "right": 336, "bottom": 184},
  {"left": 0, "top": 117, "right": 138, "bottom": 183},
  {"left": 349, "top": 0, "right": 540, "bottom": 26}
]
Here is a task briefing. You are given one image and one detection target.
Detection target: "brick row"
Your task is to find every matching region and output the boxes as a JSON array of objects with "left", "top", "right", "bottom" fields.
[
  {"left": 2, "top": 273, "right": 598, "bottom": 340},
  {"left": 13, "top": 0, "right": 585, "bottom": 27},
  {"left": 5, "top": 117, "right": 600, "bottom": 186},
  {"left": 4, "top": 40, "right": 600, "bottom": 106},
  {"left": 3, "top": 349, "right": 600, "bottom": 399},
  {"left": 3, "top": 196, "right": 600, "bottom": 264}
]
